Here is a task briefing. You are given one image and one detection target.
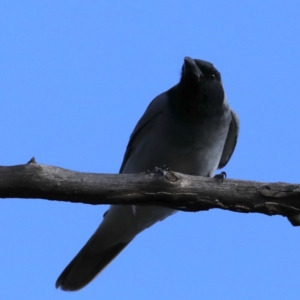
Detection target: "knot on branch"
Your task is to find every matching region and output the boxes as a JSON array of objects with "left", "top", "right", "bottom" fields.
[{"left": 164, "top": 171, "right": 179, "bottom": 183}]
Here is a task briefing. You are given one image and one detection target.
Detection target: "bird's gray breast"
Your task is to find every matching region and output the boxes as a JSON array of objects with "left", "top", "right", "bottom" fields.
[{"left": 122, "top": 104, "right": 231, "bottom": 177}]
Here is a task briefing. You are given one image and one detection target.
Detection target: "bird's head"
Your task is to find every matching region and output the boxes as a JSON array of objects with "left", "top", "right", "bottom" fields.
[{"left": 173, "top": 57, "right": 226, "bottom": 121}]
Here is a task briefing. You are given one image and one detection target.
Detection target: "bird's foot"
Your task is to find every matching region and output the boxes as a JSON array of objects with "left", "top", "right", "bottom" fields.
[
  {"left": 214, "top": 171, "right": 227, "bottom": 183},
  {"left": 154, "top": 165, "right": 171, "bottom": 175}
]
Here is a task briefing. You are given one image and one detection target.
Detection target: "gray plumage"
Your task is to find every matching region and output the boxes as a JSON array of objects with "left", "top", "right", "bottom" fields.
[{"left": 56, "top": 57, "right": 239, "bottom": 291}]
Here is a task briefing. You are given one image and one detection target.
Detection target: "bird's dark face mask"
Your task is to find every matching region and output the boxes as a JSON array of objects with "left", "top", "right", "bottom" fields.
[{"left": 171, "top": 57, "right": 225, "bottom": 122}]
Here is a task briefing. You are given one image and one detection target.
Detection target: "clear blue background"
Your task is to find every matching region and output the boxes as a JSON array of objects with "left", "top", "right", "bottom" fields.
[{"left": 1, "top": 1, "right": 300, "bottom": 299}]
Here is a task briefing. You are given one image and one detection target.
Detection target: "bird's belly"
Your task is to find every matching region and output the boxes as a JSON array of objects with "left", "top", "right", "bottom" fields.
[
  {"left": 122, "top": 108, "right": 230, "bottom": 176},
  {"left": 123, "top": 128, "right": 228, "bottom": 177}
]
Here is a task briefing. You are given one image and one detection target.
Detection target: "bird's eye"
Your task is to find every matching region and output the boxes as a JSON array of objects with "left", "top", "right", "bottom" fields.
[{"left": 210, "top": 74, "right": 216, "bottom": 81}]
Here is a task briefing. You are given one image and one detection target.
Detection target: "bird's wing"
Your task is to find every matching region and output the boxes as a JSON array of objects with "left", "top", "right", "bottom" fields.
[
  {"left": 218, "top": 110, "right": 240, "bottom": 169},
  {"left": 119, "top": 91, "right": 170, "bottom": 173}
]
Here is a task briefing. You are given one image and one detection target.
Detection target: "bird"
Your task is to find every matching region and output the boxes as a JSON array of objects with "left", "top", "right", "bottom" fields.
[{"left": 56, "top": 56, "right": 239, "bottom": 291}]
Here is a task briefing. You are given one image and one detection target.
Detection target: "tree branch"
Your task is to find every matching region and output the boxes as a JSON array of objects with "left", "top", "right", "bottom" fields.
[{"left": 1, "top": 158, "right": 300, "bottom": 226}]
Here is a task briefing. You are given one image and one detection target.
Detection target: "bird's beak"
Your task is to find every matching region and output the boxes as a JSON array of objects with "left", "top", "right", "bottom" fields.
[{"left": 183, "top": 57, "right": 202, "bottom": 80}]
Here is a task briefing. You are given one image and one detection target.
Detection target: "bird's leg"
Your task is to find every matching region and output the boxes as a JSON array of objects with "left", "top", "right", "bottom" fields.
[
  {"left": 214, "top": 171, "right": 227, "bottom": 183},
  {"left": 154, "top": 165, "right": 171, "bottom": 175}
]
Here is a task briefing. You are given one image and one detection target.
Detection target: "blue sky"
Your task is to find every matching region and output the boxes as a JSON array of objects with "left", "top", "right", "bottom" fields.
[{"left": 1, "top": 1, "right": 300, "bottom": 299}]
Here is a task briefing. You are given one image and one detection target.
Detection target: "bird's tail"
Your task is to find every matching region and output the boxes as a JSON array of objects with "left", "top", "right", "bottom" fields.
[
  {"left": 56, "top": 204, "right": 174, "bottom": 291},
  {"left": 55, "top": 237, "right": 132, "bottom": 291},
  {"left": 56, "top": 205, "right": 139, "bottom": 291}
]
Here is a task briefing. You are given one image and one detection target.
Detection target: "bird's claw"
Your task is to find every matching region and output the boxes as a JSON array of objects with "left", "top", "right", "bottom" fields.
[
  {"left": 154, "top": 165, "right": 171, "bottom": 175},
  {"left": 214, "top": 171, "right": 227, "bottom": 182}
]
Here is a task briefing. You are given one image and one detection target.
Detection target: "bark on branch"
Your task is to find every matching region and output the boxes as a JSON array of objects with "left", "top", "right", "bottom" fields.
[{"left": 1, "top": 158, "right": 300, "bottom": 226}]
